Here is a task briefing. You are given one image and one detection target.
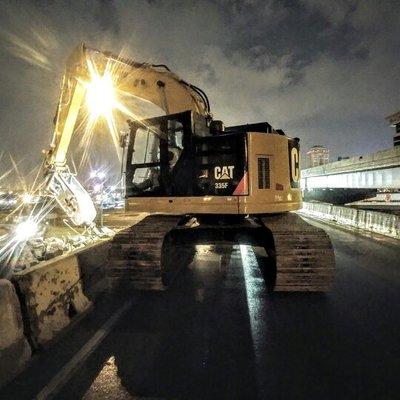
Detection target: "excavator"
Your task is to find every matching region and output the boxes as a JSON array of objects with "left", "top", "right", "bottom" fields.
[{"left": 44, "top": 43, "right": 335, "bottom": 292}]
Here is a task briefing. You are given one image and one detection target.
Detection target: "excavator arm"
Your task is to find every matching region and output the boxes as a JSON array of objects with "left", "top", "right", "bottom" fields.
[{"left": 44, "top": 43, "right": 210, "bottom": 226}]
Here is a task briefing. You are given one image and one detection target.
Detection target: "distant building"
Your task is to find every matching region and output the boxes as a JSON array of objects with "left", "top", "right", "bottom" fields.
[
  {"left": 306, "top": 145, "right": 329, "bottom": 168},
  {"left": 386, "top": 110, "right": 400, "bottom": 147}
]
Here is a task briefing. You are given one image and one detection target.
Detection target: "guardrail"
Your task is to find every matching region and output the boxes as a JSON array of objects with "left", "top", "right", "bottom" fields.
[{"left": 301, "top": 202, "right": 400, "bottom": 239}]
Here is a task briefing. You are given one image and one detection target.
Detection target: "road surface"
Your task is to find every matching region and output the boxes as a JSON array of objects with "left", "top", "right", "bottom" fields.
[{"left": 1, "top": 216, "right": 399, "bottom": 399}]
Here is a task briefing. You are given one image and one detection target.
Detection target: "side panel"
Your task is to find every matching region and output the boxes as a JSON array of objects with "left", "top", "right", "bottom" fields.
[
  {"left": 193, "top": 133, "right": 248, "bottom": 196},
  {"left": 238, "top": 133, "right": 302, "bottom": 214}
]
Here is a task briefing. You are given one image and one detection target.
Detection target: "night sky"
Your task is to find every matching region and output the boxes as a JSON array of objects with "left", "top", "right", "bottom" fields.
[{"left": 0, "top": 0, "right": 399, "bottom": 177}]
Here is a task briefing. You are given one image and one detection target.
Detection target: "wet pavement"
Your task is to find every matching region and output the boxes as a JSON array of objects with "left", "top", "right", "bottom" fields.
[{"left": 1, "top": 216, "right": 400, "bottom": 399}]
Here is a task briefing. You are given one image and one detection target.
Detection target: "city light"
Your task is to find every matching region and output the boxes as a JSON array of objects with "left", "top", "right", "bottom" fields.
[
  {"left": 22, "top": 192, "right": 34, "bottom": 204},
  {"left": 15, "top": 219, "right": 38, "bottom": 242}
]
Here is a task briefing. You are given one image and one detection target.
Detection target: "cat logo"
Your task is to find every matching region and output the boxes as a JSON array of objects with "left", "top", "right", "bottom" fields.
[
  {"left": 214, "top": 165, "right": 235, "bottom": 180},
  {"left": 290, "top": 147, "right": 300, "bottom": 182},
  {"left": 288, "top": 140, "right": 300, "bottom": 188}
]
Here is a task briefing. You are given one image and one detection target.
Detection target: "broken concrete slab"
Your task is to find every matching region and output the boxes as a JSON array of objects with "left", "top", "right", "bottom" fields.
[{"left": 0, "top": 279, "right": 31, "bottom": 388}]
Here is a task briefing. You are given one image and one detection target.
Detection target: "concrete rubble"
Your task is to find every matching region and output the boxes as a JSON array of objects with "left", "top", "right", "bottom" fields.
[{"left": 1, "top": 226, "right": 115, "bottom": 277}]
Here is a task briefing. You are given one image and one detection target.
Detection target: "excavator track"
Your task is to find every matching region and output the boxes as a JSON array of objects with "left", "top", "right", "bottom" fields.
[
  {"left": 262, "top": 213, "right": 335, "bottom": 292},
  {"left": 107, "top": 212, "right": 334, "bottom": 292},
  {"left": 107, "top": 215, "right": 181, "bottom": 290}
]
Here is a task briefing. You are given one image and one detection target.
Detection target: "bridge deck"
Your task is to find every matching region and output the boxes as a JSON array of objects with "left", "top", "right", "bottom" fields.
[{"left": 302, "top": 147, "right": 400, "bottom": 189}]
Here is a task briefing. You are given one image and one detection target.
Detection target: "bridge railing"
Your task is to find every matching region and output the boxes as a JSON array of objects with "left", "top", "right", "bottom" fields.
[{"left": 301, "top": 202, "right": 400, "bottom": 239}]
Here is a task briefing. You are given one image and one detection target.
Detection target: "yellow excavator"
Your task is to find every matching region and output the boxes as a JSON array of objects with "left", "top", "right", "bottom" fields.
[{"left": 44, "top": 43, "right": 334, "bottom": 292}]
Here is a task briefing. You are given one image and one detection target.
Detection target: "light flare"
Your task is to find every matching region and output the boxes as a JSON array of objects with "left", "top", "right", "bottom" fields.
[
  {"left": 85, "top": 71, "right": 116, "bottom": 119},
  {"left": 77, "top": 55, "right": 146, "bottom": 170},
  {"left": 22, "top": 192, "right": 34, "bottom": 204},
  {"left": 0, "top": 163, "right": 57, "bottom": 275},
  {"left": 15, "top": 219, "right": 38, "bottom": 241}
]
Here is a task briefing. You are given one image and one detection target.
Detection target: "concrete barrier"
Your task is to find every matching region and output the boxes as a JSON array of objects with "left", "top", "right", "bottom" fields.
[
  {"left": 77, "top": 240, "right": 112, "bottom": 300},
  {"left": 13, "top": 239, "right": 112, "bottom": 347},
  {"left": 301, "top": 202, "right": 400, "bottom": 239},
  {"left": 0, "top": 279, "right": 31, "bottom": 388}
]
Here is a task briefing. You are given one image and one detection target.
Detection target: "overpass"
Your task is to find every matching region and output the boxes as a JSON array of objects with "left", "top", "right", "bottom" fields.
[{"left": 301, "top": 146, "right": 400, "bottom": 190}]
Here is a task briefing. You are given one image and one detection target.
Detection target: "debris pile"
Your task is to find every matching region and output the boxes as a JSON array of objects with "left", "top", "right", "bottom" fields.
[{"left": 2, "top": 227, "right": 115, "bottom": 275}]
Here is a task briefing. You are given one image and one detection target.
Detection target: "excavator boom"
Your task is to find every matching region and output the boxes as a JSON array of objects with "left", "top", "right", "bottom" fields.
[
  {"left": 44, "top": 43, "right": 210, "bottom": 226},
  {"left": 48, "top": 43, "right": 210, "bottom": 168}
]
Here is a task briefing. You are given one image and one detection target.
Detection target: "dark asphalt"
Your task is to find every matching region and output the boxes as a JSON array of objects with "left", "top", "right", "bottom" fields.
[{"left": 2, "top": 216, "right": 400, "bottom": 399}]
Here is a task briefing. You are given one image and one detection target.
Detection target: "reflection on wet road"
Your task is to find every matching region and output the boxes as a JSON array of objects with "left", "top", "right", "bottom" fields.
[
  {"left": 69, "top": 245, "right": 260, "bottom": 399},
  {"left": 2, "top": 216, "right": 400, "bottom": 399}
]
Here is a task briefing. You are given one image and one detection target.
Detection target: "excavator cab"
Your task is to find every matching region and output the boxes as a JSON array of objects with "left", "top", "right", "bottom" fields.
[{"left": 125, "top": 111, "right": 248, "bottom": 198}]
